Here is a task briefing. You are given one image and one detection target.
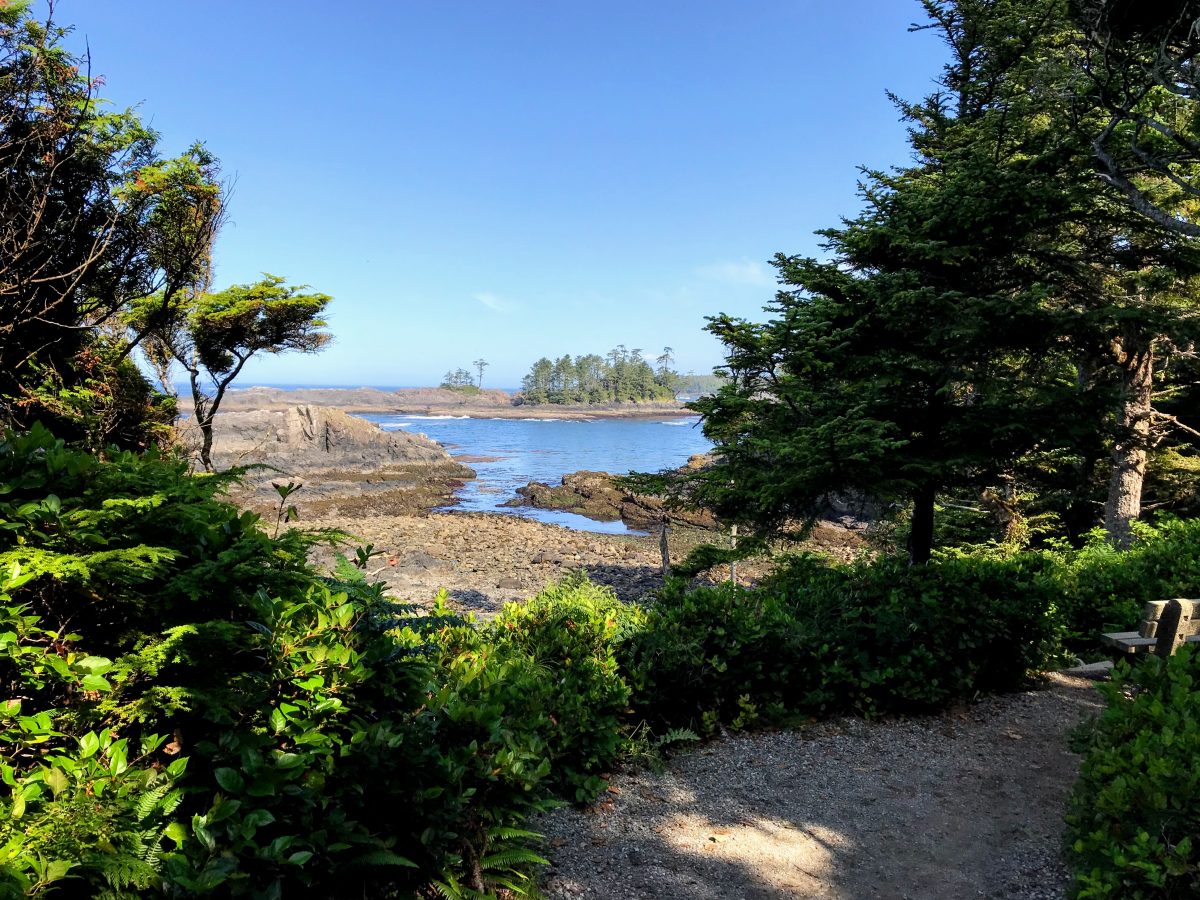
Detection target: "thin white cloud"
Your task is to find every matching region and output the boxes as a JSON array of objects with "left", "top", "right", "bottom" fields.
[
  {"left": 696, "top": 259, "right": 775, "bottom": 288},
  {"left": 474, "top": 291, "right": 516, "bottom": 313}
]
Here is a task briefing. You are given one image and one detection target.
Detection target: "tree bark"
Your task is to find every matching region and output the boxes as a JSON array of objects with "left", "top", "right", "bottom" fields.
[
  {"left": 908, "top": 483, "right": 937, "bottom": 566},
  {"left": 1104, "top": 334, "right": 1154, "bottom": 549},
  {"left": 659, "top": 517, "right": 671, "bottom": 576}
]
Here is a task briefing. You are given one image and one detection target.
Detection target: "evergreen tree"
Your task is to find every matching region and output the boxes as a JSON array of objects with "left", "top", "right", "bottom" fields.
[{"left": 695, "top": 0, "right": 1100, "bottom": 562}]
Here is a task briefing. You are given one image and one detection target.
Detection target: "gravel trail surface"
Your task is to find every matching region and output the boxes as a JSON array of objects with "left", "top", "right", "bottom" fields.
[{"left": 539, "top": 674, "right": 1101, "bottom": 900}]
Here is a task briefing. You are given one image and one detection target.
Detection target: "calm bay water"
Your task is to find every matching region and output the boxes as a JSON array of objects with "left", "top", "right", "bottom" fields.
[{"left": 359, "top": 414, "right": 712, "bottom": 534}]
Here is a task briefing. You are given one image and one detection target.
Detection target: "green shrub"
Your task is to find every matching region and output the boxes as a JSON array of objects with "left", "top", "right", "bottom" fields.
[
  {"left": 0, "top": 427, "right": 549, "bottom": 897},
  {"left": 623, "top": 579, "right": 805, "bottom": 733},
  {"left": 1067, "top": 648, "right": 1200, "bottom": 899},
  {"left": 488, "top": 573, "right": 644, "bottom": 800},
  {"left": 408, "top": 616, "right": 554, "bottom": 896},
  {"left": 1046, "top": 519, "right": 1200, "bottom": 655},
  {"left": 622, "top": 551, "right": 1061, "bottom": 733},
  {"left": 768, "top": 552, "right": 1063, "bottom": 714},
  {"left": 0, "top": 570, "right": 188, "bottom": 899}
]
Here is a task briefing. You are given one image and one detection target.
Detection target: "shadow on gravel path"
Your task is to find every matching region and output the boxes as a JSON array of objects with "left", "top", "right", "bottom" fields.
[{"left": 538, "top": 674, "right": 1102, "bottom": 900}]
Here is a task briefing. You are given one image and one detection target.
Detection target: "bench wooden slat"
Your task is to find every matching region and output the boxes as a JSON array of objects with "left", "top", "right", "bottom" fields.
[{"left": 1101, "top": 632, "right": 1157, "bottom": 653}]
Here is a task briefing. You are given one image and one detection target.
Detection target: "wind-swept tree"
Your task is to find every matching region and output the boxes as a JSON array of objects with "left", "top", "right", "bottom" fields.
[
  {"left": 695, "top": 0, "right": 1200, "bottom": 555},
  {"left": 130, "top": 275, "right": 331, "bottom": 470}
]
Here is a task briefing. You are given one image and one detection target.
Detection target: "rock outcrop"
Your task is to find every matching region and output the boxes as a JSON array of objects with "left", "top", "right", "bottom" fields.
[
  {"left": 503, "top": 459, "right": 718, "bottom": 531},
  {"left": 211, "top": 405, "right": 466, "bottom": 472},
  {"left": 207, "top": 405, "right": 474, "bottom": 517}
]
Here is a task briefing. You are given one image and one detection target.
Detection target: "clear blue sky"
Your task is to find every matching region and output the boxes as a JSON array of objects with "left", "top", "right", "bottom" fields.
[{"left": 56, "top": 2, "right": 946, "bottom": 388}]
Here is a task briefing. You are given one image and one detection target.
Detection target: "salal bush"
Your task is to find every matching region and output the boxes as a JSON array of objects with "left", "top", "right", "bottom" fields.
[
  {"left": 487, "top": 572, "right": 645, "bottom": 801},
  {"left": 1067, "top": 649, "right": 1200, "bottom": 899}
]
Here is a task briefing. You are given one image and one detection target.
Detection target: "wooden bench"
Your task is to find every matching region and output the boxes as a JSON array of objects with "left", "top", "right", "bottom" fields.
[{"left": 1101, "top": 599, "right": 1200, "bottom": 657}]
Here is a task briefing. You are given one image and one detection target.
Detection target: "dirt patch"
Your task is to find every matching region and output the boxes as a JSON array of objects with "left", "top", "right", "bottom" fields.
[
  {"left": 301, "top": 511, "right": 787, "bottom": 616},
  {"left": 538, "top": 674, "right": 1101, "bottom": 900},
  {"left": 304, "top": 511, "right": 676, "bottom": 613}
]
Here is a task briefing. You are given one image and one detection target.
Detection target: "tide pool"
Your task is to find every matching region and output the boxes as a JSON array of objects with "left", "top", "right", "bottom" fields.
[{"left": 359, "top": 413, "right": 712, "bottom": 533}]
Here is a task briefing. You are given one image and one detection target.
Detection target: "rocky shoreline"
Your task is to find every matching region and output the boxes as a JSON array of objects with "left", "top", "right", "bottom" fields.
[
  {"left": 208, "top": 405, "right": 475, "bottom": 518},
  {"left": 206, "top": 402, "right": 861, "bottom": 615},
  {"left": 503, "top": 462, "right": 718, "bottom": 531},
  {"left": 218, "top": 386, "right": 694, "bottom": 420}
]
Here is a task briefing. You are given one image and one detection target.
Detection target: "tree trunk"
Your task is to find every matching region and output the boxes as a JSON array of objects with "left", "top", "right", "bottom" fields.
[
  {"left": 908, "top": 483, "right": 937, "bottom": 566},
  {"left": 199, "top": 417, "right": 216, "bottom": 473},
  {"left": 188, "top": 365, "right": 215, "bottom": 473},
  {"left": 1104, "top": 335, "right": 1154, "bottom": 549},
  {"left": 659, "top": 517, "right": 671, "bottom": 576}
]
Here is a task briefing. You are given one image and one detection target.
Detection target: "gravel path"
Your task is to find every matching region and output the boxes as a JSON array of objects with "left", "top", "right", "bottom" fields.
[{"left": 538, "top": 674, "right": 1102, "bottom": 900}]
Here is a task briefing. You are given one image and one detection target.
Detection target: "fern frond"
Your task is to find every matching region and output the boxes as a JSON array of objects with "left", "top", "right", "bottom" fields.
[
  {"left": 133, "top": 781, "right": 172, "bottom": 820},
  {"left": 479, "top": 850, "right": 548, "bottom": 870},
  {"left": 485, "top": 827, "right": 542, "bottom": 842}
]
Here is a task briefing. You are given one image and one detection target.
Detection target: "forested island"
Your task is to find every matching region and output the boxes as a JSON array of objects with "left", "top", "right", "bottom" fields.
[
  {"left": 520, "top": 346, "right": 678, "bottom": 404},
  {"left": 2, "top": 2, "right": 1200, "bottom": 899}
]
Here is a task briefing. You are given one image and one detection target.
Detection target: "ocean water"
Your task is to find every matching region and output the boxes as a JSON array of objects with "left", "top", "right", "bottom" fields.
[{"left": 358, "top": 413, "right": 712, "bottom": 534}]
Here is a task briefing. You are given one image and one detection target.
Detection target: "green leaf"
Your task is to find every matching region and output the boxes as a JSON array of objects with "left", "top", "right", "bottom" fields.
[
  {"left": 351, "top": 849, "right": 418, "bottom": 868},
  {"left": 214, "top": 767, "right": 244, "bottom": 794},
  {"left": 44, "top": 767, "right": 69, "bottom": 797},
  {"left": 79, "top": 732, "right": 100, "bottom": 758},
  {"left": 165, "top": 821, "right": 189, "bottom": 847},
  {"left": 80, "top": 673, "right": 111, "bottom": 692},
  {"left": 192, "top": 815, "right": 216, "bottom": 851},
  {"left": 242, "top": 808, "right": 275, "bottom": 831}
]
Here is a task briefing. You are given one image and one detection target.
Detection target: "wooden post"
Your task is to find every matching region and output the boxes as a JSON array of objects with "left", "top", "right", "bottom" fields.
[
  {"left": 729, "top": 523, "right": 738, "bottom": 584},
  {"left": 659, "top": 517, "right": 670, "bottom": 577}
]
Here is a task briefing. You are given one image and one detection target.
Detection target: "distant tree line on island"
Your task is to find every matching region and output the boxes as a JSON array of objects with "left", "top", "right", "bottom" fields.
[
  {"left": 521, "top": 346, "right": 678, "bottom": 404},
  {"left": 441, "top": 358, "right": 489, "bottom": 393}
]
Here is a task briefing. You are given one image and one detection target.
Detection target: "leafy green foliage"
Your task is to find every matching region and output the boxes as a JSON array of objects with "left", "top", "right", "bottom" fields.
[
  {"left": 0, "top": 426, "right": 547, "bottom": 897},
  {"left": 625, "top": 551, "right": 1062, "bottom": 732},
  {"left": 1045, "top": 518, "right": 1200, "bottom": 654},
  {"left": 623, "top": 580, "right": 804, "bottom": 733},
  {"left": 1067, "top": 649, "right": 1200, "bottom": 898},
  {"left": 8, "top": 420, "right": 1200, "bottom": 897},
  {"left": 489, "top": 573, "right": 644, "bottom": 800}
]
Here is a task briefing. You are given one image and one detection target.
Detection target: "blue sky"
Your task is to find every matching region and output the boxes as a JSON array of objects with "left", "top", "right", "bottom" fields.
[{"left": 57, "top": 2, "right": 946, "bottom": 388}]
